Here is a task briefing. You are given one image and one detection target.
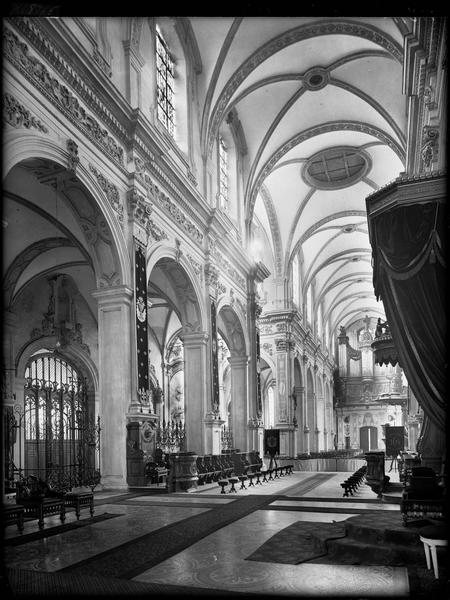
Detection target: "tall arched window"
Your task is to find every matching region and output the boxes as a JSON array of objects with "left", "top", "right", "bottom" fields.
[
  {"left": 292, "top": 254, "right": 299, "bottom": 307},
  {"left": 218, "top": 136, "right": 229, "bottom": 211},
  {"left": 156, "top": 25, "right": 175, "bottom": 137},
  {"left": 23, "top": 350, "right": 99, "bottom": 488},
  {"left": 306, "top": 285, "right": 313, "bottom": 326}
]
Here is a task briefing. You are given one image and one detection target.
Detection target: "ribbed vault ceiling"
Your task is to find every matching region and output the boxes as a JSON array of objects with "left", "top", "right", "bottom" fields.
[{"left": 193, "top": 16, "right": 410, "bottom": 330}]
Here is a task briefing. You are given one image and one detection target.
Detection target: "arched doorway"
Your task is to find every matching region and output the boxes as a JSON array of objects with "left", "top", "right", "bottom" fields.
[
  {"left": 360, "top": 425, "right": 378, "bottom": 451},
  {"left": 3, "top": 152, "right": 126, "bottom": 489},
  {"left": 147, "top": 253, "right": 206, "bottom": 454},
  {"left": 21, "top": 349, "right": 99, "bottom": 489},
  {"left": 217, "top": 304, "right": 249, "bottom": 452}
]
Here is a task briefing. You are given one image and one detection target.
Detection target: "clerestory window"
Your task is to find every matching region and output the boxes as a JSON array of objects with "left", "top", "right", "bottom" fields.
[
  {"left": 156, "top": 26, "right": 175, "bottom": 137},
  {"left": 218, "top": 137, "right": 229, "bottom": 211}
]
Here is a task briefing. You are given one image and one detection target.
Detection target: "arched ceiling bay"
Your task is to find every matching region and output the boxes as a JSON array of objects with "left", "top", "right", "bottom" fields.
[{"left": 193, "top": 16, "right": 408, "bottom": 331}]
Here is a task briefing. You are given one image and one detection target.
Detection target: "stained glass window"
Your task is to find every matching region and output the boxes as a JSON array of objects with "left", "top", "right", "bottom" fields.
[
  {"left": 156, "top": 26, "right": 175, "bottom": 137},
  {"left": 218, "top": 137, "right": 229, "bottom": 211}
]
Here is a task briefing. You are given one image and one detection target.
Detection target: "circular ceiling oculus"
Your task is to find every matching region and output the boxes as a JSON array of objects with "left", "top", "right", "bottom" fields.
[
  {"left": 303, "top": 67, "right": 330, "bottom": 91},
  {"left": 302, "top": 146, "right": 371, "bottom": 190}
]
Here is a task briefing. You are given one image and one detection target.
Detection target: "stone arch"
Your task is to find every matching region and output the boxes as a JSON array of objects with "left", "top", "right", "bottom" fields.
[
  {"left": 216, "top": 302, "right": 250, "bottom": 452},
  {"left": 146, "top": 243, "right": 207, "bottom": 333},
  {"left": 216, "top": 300, "right": 249, "bottom": 359},
  {"left": 3, "top": 133, "right": 129, "bottom": 289},
  {"left": 16, "top": 336, "right": 99, "bottom": 394},
  {"left": 146, "top": 244, "right": 207, "bottom": 453},
  {"left": 316, "top": 375, "right": 325, "bottom": 450}
]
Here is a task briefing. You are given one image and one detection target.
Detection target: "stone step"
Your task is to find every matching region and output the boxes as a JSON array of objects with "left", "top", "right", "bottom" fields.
[{"left": 326, "top": 536, "right": 425, "bottom": 566}]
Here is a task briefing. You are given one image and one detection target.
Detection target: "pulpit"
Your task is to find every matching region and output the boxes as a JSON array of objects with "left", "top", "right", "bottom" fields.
[{"left": 365, "top": 451, "right": 390, "bottom": 497}]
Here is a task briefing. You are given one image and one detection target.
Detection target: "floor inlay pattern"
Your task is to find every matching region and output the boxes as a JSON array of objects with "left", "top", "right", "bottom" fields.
[{"left": 60, "top": 494, "right": 277, "bottom": 579}]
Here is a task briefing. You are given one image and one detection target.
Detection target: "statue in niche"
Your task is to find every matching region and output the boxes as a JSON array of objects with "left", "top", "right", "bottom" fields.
[{"left": 55, "top": 276, "right": 76, "bottom": 327}]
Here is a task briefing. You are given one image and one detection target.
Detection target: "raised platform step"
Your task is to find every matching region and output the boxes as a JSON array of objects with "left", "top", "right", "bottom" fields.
[
  {"left": 323, "top": 512, "right": 447, "bottom": 567},
  {"left": 128, "top": 485, "right": 168, "bottom": 494},
  {"left": 326, "top": 536, "right": 424, "bottom": 566}
]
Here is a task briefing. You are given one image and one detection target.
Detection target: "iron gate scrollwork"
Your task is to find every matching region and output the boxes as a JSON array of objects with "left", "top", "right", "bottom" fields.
[{"left": 14, "top": 353, "right": 101, "bottom": 491}]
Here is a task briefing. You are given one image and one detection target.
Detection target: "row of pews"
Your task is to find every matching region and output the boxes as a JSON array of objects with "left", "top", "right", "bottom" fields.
[
  {"left": 219, "top": 463, "right": 294, "bottom": 493},
  {"left": 340, "top": 465, "right": 367, "bottom": 497}
]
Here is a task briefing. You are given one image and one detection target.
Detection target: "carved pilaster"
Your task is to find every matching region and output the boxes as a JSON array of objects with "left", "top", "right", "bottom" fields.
[{"left": 127, "top": 188, "right": 152, "bottom": 247}]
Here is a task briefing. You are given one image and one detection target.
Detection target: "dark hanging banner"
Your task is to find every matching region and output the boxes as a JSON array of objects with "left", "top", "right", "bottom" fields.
[
  {"left": 256, "top": 329, "right": 262, "bottom": 417},
  {"left": 264, "top": 429, "right": 280, "bottom": 456},
  {"left": 135, "top": 244, "right": 150, "bottom": 408},
  {"left": 210, "top": 299, "right": 220, "bottom": 413}
]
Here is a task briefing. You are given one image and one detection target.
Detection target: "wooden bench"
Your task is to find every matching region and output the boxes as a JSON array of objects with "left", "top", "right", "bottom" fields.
[
  {"left": 3, "top": 503, "right": 24, "bottom": 533},
  {"left": 15, "top": 476, "right": 66, "bottom": 530},
  {"left": 64, "top": 490, "right": 94, "bottom": 520}
]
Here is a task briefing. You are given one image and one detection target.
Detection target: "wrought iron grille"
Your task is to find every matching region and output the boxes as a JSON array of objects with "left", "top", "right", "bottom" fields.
[{"left": 15, "top": 353, "right": 101, "bottom": 491}]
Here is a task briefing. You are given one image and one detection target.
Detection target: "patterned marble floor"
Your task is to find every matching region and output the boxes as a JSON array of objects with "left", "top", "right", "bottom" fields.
[{"left": 3, "top": 470, "right": 412, "bottom": 597}]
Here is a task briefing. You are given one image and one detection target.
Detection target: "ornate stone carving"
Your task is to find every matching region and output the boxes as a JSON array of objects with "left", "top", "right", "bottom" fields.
[
  {"left": 421, "top": 126, "right": 439, "bottom": 169},
  {"left": 146, "top": 177, "right": 203, "bottom": 245},
  {"left": 3, "top": 27, "right": 124, "bottom": 164},
  {"left": 147, "top": 219, "right": 168, "bottom": 242},
  {"left": 275, "top": 339, "right": 287, "bottom": 352},
  {"left": 175, "top": 238, "right": 183, "bottom": 263},
  {"left": 204, "top": 263, "right": 219, "bottom": 288},
  {"left": 89, "top": 163, "right": 124, "bottom": 226},
  {"left": 127, "top": 188, "right": 152, "bottom": 227},
  {"left": 208, "top": 244, "right": 246, "bottom": 290},
  {"left": 217, "top": 281, "right": 226, "bottom": 295},
  {"left": 187, "top": 254, "right": 203, "bottom": 283},
  {"left": 262, "top": 342, "right": 273, "bottom": 356},
  {"left": 3, "top": 92, "right": 48, "bottom": 132},
  {"left": 66, "top": 139, "right": 79, "bottom": 173}
]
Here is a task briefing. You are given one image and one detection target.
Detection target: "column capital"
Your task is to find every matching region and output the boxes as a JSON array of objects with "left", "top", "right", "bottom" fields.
[
  {"left": 92, "top": 285, "right": 133, "bottom": 306},
  {"left": 180, "top": 331, "right": 209, "bottom": 347},
  {"left": 227, "top": 354, "right": 249, "bottom": 368}
]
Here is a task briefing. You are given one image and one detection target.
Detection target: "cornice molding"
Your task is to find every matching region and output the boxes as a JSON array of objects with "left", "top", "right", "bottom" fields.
[
  {"left": 6, "top": 18, "right": 129, "bottom": 147},
  {"left": 366, "top": 170, "right": 446, "bottom": 218},
  {"left": 3, "top": 23, "right": 127, "bottom": 173}
]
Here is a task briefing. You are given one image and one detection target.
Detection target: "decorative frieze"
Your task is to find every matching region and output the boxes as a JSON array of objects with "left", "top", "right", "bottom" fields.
[
  {"left": 146, "top": 176, "right": 203, "bottom": 246},
  {"left": 4, "top": 26, "right": 124, "bottom": 165},
  {"left": 127, "top": 188, "right": 151, "bottom": 227},
  {"left": 89, "top": 163, "right": 124, "bottom": 226},
  {"left": 208, "top": 244, "right": 246, "bottom": 290},
  {"left": 3, "top": 92, "right": 48, "bottom": 132}
]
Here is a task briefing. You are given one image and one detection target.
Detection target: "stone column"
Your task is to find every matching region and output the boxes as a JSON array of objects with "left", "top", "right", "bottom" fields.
[
  {"left": 228, "top": 355, "right": 249, "bottom": 451},
  {"left": 294, "top": 385, "right": 304, "bottom": 456},
  {"left": 181, "top": 331, "right": 209, "bottom": 454},
  {"left": 92, "top": 285, "right": 133, "bottom": 489}
]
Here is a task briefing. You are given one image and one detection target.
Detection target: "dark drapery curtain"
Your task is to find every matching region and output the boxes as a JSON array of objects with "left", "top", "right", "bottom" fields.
[{"left": 371, "top": 200, "right": 446, "bottom": 433}]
